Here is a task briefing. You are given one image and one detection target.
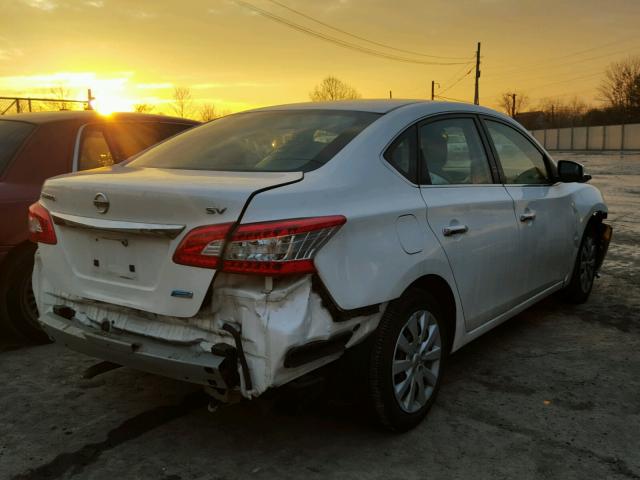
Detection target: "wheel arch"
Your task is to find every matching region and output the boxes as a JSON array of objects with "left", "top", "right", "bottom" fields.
[
  {"left": 406, "top": 274, "right": 457, "bottom": 354},
  {"left": 0, "top": 241, "right": 36, "bottom": 272}
]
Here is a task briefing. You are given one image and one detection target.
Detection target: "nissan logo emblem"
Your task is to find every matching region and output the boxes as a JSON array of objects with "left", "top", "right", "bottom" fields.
[{"left": 93, "top": 193, "right": 110, "bottom": 214}]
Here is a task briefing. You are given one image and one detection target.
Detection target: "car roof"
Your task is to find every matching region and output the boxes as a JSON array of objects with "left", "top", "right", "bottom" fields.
[
  {"left": 249, "top": 99, "right": 421, "bottom": 114},
  {"left": 0, "top": 110, "right": 200, "bottom": 125},
  {"left": 246, "top": 99, "right": 507, "bottom": 117}
]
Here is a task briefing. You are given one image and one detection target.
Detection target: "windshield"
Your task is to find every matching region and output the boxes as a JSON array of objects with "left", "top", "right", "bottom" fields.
[
  {"left": 127, "top": 110, "right": 380, "bottom": 172},
  {"left": 0, "top": 120, "right": 36, "bottom": 176}
]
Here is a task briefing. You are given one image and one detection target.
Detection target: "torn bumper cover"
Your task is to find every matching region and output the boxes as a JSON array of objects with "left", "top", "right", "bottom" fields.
[
  {"left": 34, "top": 257, "right": 385, "bottom": 398},
  {"left": 40, "top": 310, "right": 231, "bottom": 389}
]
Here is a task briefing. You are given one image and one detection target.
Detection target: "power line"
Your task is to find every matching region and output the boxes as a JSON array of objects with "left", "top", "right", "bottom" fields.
[
  {"left": 434, "top": 94, "right": 469, "bottom": 103},
  {"left": 265, "top": 0, "right": 471, "bottom": 60},
  {"left": 233, "top": 0, "right": 471, "bottom": 66},
  {"left": 485, "top": 44, "right": 638, "bottom": 79},
  {"left": 438, "top": 66, "right": 474, "bottom": 95},
  {"left": 487, "top": 36, "right": 637, "bottom": 73},
  {"left": 442, "top": 61, "right": 475, "bottom": 86},
  {"left": 525, "top": 70, "right": 604, "bottom": 92},
  {"left": 485, "top": 49, "right": 634, "bottom": 82}
]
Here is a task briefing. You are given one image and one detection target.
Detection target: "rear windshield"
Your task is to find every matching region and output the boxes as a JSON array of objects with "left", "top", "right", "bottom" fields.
[
  {"left": 127, "top": 110, "right": 380, "bottom": 172},
  {"left": 0, "top": 120, "right": 36, "bottom": 176}
]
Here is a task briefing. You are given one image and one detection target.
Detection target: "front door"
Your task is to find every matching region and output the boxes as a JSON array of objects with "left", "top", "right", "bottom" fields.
[
  {"left": 418, "top": 116, "right": 521, "bottom": 331},
  {"left": 482, "top": 118, "right": 574, "bottom": 297}
]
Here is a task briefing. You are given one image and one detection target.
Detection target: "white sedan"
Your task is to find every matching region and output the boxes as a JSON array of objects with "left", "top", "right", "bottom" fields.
[{"left": 31, "top": 100, "right": 611, "bottom": 431}]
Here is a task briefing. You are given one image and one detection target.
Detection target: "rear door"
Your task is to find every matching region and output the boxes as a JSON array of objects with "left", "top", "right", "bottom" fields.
[
  {"left": 418, "top": 115, "right": 521, "bottom": 331},
  {"left": 481, "top": 118, "right": 574, "bottom": 296}
]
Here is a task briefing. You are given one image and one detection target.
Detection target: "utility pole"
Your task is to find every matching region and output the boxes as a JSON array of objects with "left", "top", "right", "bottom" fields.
[
  {"left": 430, "top": 81, "right": 440, "bottom": 101},
  {"left": 511, "top": 93, "right": 517, "bottom": 118},
  {"left": 474, "top": 41, "right": 481, "bottom": 105},
  {"left": 87, "top": 88, "right": 95, "bottom": 110}
]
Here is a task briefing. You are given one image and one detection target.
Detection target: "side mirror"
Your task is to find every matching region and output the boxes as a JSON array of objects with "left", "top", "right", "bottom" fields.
[{"left": 557, "top": 160, "right": 592, "bottom": 183}]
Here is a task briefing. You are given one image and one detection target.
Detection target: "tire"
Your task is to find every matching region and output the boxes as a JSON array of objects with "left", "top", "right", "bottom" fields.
[
  {"left": 367, "top": 288, "right": 448, "bottom": 432},
  {"left": 563, "top": 225, "right": 598, "bottom": 304},
  {"left": 0, "top": 246, "right": 50, "bottom": 344}
]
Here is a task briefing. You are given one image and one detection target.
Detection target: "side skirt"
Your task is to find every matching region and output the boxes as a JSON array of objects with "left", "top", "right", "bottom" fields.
[{"left": 452, "top": 280, "right": 565, "bottom": 352}]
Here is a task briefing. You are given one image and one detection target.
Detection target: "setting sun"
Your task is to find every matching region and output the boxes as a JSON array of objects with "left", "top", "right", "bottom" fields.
[{"left": 90, "top": 93, "right": 134, "bottom": 115}]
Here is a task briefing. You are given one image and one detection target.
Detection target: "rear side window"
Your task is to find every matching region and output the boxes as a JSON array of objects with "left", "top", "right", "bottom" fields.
[
  {"left": 384, "top": 126, "right": 417, "bottom": 182},
  {"left": 127, "top": 110, "right": 380, "bottom": 172},
  {"left": 0, "top": 120, "right": 36, "bottom": 176},
  {"left": 78, "top": 126, "right": 114, "bottom": 170},
  {"left": 106, "top": 122, "right": 194, "bottom": 160}
]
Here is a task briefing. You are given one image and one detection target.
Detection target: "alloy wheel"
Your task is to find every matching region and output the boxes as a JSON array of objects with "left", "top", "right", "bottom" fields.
[
  {"left": 579, "top": 236, "right": 597, "bottom": 293},
  {"left": 392, "top": 310, "right": 442, "bottom": 413}
]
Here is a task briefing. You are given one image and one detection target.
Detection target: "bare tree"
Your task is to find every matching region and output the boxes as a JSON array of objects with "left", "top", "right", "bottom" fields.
[
  {"left": 309, "top": 76, "right": 361, "bottom": 101},
  {"left": 134, "top": 103, "right": 154, "bottom": 113},
  {"left": 50, "top": 86, "right": 73, "bottom": 111},
  {"left": 538, "top": 96, "right": 590, "bottom": 128},
  {"left": 199, "top": 103, "right": 218, "bottom": 122},
  {"left": 171, "top": 86, "right": 194, "bottom": 118},
  {"left": 599, "top": 56, "right": 640, "bottom": 112},
  {"left": 498, "top": 91, "right": 529, "bottom": 117}
]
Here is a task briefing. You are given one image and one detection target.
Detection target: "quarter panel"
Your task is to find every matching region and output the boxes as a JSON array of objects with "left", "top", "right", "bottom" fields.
[{"left": 239, "top": 124, "right": 460, "bottom": 312}]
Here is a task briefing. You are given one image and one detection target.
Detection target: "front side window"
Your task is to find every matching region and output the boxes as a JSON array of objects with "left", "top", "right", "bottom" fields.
[
  {"left": 78, "top": 126, "right": 114, "bottom": 171},
  {"left": 128, "top": 110, "right": 380, "bottom": 172},
  {"left": 0, "top": 120, "right": 36, "bottom": 176},
  {"left": 419, "top": 118, "right": 493, "bottom": 185},
  {"left": 485, "top": 120, "right": 549, "bottom": 184}
]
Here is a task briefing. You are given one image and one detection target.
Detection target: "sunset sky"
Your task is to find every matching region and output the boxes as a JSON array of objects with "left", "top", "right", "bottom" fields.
[{"left": 2, "top": 0, "right": 639, "bottom": 116}]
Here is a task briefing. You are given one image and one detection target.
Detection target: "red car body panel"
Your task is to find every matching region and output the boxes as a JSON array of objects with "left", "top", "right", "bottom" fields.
[{"left": 0, "top": 111, "right": 199, "bottom": 262}]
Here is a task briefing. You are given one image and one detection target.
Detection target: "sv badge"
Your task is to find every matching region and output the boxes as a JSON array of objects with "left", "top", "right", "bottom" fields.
[{"left": 206, "top": 207, "right": 227, "bottom": 215}]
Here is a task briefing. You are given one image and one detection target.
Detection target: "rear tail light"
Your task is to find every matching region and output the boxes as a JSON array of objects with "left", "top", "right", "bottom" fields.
[
  {"left": 172, "top": 223, "right": 233, "bottom": 269},
  {"left": 28, "top": 202, "right": 57, "bottom": 244},
  {"left": 173, "top": 216, "right": 346, "bottom": 276}
]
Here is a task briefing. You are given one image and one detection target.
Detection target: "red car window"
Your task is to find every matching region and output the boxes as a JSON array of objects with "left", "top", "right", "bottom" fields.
[{"left": 0, "top": 120, "right": 36, "bottom": 176}]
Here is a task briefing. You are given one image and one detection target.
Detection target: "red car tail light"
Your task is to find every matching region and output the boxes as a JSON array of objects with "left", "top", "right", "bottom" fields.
[
  {"left": 28, "top": 202, "right": 57, "bottom": 244},
  {"left": 173, "top": 216, "right": 346, "bottom": 275}
]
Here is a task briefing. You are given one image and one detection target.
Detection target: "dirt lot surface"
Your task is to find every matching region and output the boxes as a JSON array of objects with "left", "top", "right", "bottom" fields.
[{"left": 1, "top": 152, "right": 639, "bottom": 480}]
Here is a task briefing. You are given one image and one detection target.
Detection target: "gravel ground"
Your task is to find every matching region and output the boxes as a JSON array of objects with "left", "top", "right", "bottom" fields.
[{"left": 1, "top": 152, "right": 638, "bottom": 480}]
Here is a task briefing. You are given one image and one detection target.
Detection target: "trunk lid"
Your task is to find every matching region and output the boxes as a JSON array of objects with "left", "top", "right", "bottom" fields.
[{"left": 38, "top": 166, "right": 302, "bottom": 317}]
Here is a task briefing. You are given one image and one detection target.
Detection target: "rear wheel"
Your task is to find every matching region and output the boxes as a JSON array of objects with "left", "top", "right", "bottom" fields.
[
  {"left": 367, "top": 288, "right": 447, "bottom": 432},
  {"left": 564, "top": 226, "right": 598, "bottom": 304},
  {"left": 0, "top": 246, "right": 50, "bottom": 344}
]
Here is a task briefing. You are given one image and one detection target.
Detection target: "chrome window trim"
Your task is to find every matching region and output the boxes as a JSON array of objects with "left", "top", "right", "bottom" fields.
[{"left": 71, "top": 124, "right": 88, "bottom": 172}]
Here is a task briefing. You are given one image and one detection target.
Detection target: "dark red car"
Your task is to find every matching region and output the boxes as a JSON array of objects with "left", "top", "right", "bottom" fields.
[{"left": 0, "top": 111, "right": 199, "bottom": 342}]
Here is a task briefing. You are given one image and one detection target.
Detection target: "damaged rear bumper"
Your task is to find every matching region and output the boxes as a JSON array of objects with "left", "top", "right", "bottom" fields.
[
  {"left": 40, "top": 311, "right": 232, "bottom": 390},
  {"left": 34, "top": 258, "right": 385, "bottom": 398}
]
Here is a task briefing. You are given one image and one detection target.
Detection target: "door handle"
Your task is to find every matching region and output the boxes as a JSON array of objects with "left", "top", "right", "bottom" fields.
[
  {"left": 443, "top": 225, "right": 468, "bottom": 236},
  {"left": 520, "top": 211, "right": 536, "bottom": 222}
]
